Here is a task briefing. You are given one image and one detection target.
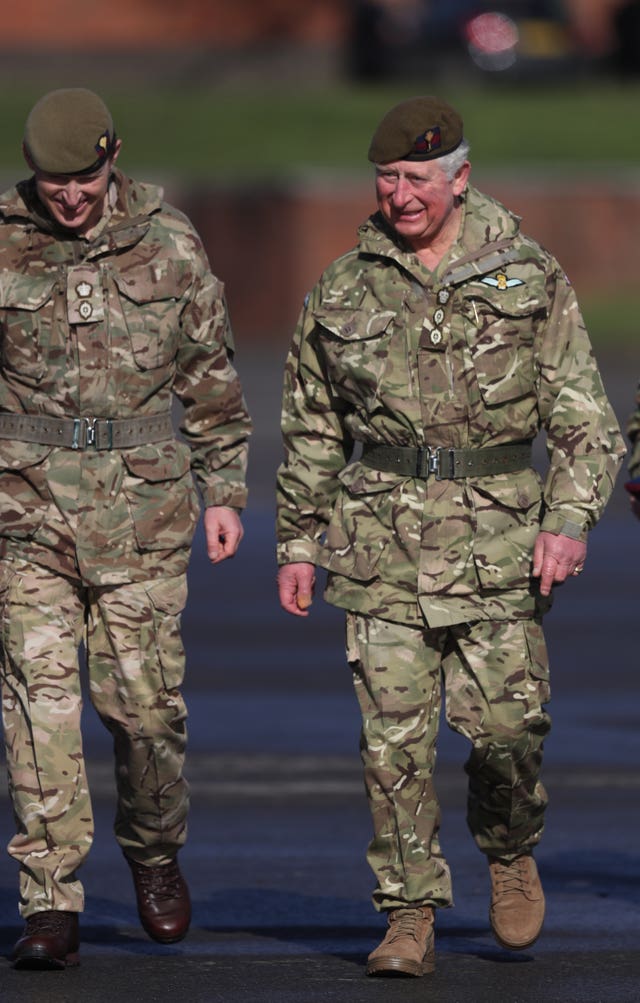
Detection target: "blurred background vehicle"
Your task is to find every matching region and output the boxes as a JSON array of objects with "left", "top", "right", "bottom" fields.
[{"left": 346, "top": 0, "right": 640, "bottom": 82}]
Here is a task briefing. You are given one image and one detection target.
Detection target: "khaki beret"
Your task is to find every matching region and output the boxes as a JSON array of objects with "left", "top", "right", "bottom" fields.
[
  {"left": 24, "top": 88, "right": 115, "bottom": 175},
  {"left": 368, "top": 96, "right": 463, "bottom": 164}
]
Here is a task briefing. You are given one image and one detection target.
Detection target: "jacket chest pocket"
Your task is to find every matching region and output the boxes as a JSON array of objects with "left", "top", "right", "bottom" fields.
[
  {"left": 312, "top": 307, "right": 395, "bottom": 409},
  {"left": 460, "top": 283, "right": 545, "bottom": 406},
  {"left": 114, "top": 260, "right": 192, "bottom": 370},
  {"left": 0, "top": 272, "right": 57, "bottom": 383}
]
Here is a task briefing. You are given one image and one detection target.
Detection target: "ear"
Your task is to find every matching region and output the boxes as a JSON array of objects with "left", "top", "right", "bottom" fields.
[
  {"left": 110, "top": 138, "right": 123, "bottom": 166},
  {"left": 452, "top": 160, "right": 471, "bottom": 197}
]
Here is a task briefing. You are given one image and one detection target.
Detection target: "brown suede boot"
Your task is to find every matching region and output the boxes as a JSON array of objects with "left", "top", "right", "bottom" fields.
[
  {"left": 366, "top": 906, "right": 435, "bottom": 977},
  {"left": 489, "top": 854, "right": 545, "bottom": 950}
]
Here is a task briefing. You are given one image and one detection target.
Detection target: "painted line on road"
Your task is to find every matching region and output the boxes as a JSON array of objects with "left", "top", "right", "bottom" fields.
[{"left": 0, "top": 756, "right": 635, "bottom": 798}]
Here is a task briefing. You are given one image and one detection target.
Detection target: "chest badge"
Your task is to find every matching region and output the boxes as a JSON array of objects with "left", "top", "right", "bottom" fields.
[{"left": 481, "top": 272, "right": 524, "bottom": 290}]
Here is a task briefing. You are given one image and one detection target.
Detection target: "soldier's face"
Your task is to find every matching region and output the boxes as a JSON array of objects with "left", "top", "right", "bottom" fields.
[
  {"left": 375, "top": 158, "right": 469, "bottom": 252},
  {"left": 33, "top": 140, "right": 121, "bottom": 235}
]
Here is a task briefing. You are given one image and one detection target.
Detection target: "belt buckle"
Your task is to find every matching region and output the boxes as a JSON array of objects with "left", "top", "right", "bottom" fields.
[
  {"left": 416, "top": 446, "right": 440, "bottom": 479},
  {"left": 71, "top": 417, "right": 113, "bottom": 450},
  {"left": 71, "top": 417, "right": 87, "bottom": 449},
  {"left": 416, "top": 446, "right": 454, "bottom": 480}
]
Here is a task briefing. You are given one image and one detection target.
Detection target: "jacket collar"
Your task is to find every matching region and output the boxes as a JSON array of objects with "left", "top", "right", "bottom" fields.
[
  {"left": 0, "top": 169, "right": 163, "bottom": 255},
  {"left": 356, "top": 185, "right": 522, "bottom": 274}
]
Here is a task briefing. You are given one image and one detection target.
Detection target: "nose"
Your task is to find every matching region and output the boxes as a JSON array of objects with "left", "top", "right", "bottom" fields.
[
  {"left": 391, "top": 175, "right": 411, "bottom": 204},
  {"left": 61, "top": 181, "right": 83, "bottom": 207}
]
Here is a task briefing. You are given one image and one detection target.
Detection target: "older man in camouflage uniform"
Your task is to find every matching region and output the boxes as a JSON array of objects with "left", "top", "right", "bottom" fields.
[
  {"left": 0, "top": 89, "right": 251, "bottom": 969},
  {"left": 276, "top": 96, "right": 624, "bottom": 977}
]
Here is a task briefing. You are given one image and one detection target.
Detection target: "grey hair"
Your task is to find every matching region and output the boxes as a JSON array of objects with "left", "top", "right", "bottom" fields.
[{"left": 438, "top": 139, "right": 471, "bottom": 180}]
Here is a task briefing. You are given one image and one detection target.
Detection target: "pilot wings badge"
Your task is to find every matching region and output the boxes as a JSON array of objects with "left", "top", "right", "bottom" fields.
[{"left": 481, "top": 272, "right": 524, "bottom": 290}]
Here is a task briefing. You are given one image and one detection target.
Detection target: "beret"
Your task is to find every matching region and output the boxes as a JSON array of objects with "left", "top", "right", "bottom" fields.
[
  {"left": 24, "top": 88, "right": 115, "bottom": 175},
  {"left": 368, "top": 96, "right": 463, "bottom": 163}
]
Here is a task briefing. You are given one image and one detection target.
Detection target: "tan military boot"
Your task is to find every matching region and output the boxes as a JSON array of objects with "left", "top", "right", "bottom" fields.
[
  {"left": 489, "top": 854, "right": 545, "bottom": 950},
  {"left": 366, "top": 906, "right": 435, "bottom": 977}
]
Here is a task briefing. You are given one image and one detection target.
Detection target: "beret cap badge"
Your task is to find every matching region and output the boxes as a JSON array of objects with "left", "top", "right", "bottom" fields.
[
  {"left": 413, "top": 127, "right": 441, "bottom": 156},
  {"left": 95, "top": 133, "right": 110, "bottom": 160}
]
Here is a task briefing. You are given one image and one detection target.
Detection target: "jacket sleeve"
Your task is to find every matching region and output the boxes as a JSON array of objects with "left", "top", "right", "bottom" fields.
[
  {"left": 276, "top": 288, "right": 354, "bottom": 566},
  {"left": 625, "top": 381, "right": 640, "bottom": 478},
  {"left": 173, "top": 236, "right": 251, "bottom": 510},
  {"left": 536, "top": 266, "right": 625, "bottom": 539}
]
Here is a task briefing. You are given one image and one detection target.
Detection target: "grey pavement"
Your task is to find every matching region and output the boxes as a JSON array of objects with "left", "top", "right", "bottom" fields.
[{"left": 0, "top": 350, "right": 639, "bottom": 1001}]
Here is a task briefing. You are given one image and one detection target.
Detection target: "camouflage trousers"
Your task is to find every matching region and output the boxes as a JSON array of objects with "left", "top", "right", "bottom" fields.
[
  {"left": 346, "top": 612, "right": 551, "bottom": 912},
  {"left": 0, "top": 554, "right": 190, "bottom": 917}
]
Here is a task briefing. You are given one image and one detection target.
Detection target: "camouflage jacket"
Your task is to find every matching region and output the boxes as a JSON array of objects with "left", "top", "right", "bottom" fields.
[
  {"left": 626, "top": 381, "right": 640, "bottom": 477},
  {"left": 276, "top": 185, "right": 624, "bottom": 627},
  {"left": 0, "top": 169, "right": 251, "bottom": 584}
]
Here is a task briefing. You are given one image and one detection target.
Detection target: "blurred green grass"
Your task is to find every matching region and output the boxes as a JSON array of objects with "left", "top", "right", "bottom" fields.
[
  {"left": 2, "top": 79, "right": 640, "bottom": 177},
  {"left": 1, "top": 79, "right": 638, "bottom": 348}
]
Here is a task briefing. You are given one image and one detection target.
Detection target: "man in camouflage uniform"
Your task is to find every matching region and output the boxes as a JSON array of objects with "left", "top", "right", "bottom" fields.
[
  {"left": 0, "top": 89, "right": 251, "bottom": 969},
  {"left": 276, "top": 96, "right": 624, "bottom": 977}
]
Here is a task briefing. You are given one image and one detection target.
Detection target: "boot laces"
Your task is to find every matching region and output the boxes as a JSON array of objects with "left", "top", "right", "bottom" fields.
[
  {"left": 135, "top": 861, "right": 183, "bottom": 900},
  {"left": 493, "top": 858, "right": 530, "bottom": 895},
  {"left": 388, "top": 908, "right": 428, "bottom": 944},
  {"left": 25, "top": 911, "right": 72, "bottom": 934}
]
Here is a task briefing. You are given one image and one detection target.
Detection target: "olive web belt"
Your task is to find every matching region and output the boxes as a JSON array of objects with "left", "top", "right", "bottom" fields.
[
  {"left": 0, "top": 412, "right": 174, "bottom": 450},
  {"left": 361, "top": 442, "right": 532, "bottom": 480}
]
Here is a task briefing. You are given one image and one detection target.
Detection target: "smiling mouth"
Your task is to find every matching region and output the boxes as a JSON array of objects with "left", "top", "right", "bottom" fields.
[{"left": 395, "top": 208, "right": 423, "bottom": 222}]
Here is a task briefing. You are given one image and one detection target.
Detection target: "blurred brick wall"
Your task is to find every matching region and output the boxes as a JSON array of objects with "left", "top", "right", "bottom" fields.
[
  {"left": 0, "top": 0, "right": 346, "bottom": 48},
  {"left": 175, "top": 178, "right": 640, "bottom": 344}
]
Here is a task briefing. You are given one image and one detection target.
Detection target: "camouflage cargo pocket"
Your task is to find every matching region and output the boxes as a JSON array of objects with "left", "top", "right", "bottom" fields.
[
  {"left": 114, "top": 259, "right": 192, "bottom": 370},
  {"left": 460, "top": 279, "right": 545, "bottom": 405},
  {"left": 122, "top": 442, "right": 200, "bottom": 553},
  {"left": 470, "top": 470, "right": 543, "bottom": 591},
  {"left": 0, "top": 271, "right": 56, "bottom": 382},
  {"left": 312, "top": 306, "right": 395, "bottom": 409},
  {"left": 522, "top": 617, "right": 551, "bottom": 705},
  {"left": 319, "top": 462, "right": 415, "bottom": 583},
  {"left": 144, "top": 574, "right": 188, "bottom": 691}
]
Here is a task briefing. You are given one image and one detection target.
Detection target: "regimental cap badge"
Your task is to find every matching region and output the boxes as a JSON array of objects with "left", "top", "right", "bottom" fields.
[
  {"left": 95, "top": 132, "right": 110, "bottom": 161},
  {"left": 413, "top": 127, "right": 441, "bottom": 156}
]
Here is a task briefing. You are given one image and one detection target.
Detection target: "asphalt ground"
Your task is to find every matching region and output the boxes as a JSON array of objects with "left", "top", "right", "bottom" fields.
[{"left": 0, "top": 350, "right": 638, "bottom": 1002}]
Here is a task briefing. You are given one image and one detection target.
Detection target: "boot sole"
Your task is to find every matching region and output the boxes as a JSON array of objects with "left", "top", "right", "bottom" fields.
[
  {"left": 13, "top": 947, "right": 80, "bottom": 970},
  {"left": 491, "top": 928, "right": 542, "bottom": 951},
  {"left": 490, "top": 913, "right": 543, "bottom": 951},
  {"left": 366, "top": 953, "right": 435, "bottom": 977}
]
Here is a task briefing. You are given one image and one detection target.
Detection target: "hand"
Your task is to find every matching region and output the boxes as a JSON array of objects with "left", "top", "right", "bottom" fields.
[
  {"left": 277, "top": 562, "right": 316, "bottom": 617},
  {"left": 532, "top": 531, "right": 587, "bottom": 597},
  {"left": 204, "top": 506, "right": 244, "bottom": 564}
]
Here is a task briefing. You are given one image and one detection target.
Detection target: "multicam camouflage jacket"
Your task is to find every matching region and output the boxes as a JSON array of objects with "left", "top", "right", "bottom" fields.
[
  {"left": 0, "top": 169, "right": 251, "bottom": 584},
  {"left": 276, "top": 185, "right": 624, "bottom": 627},
  {"left": 626, "top": 381, "right": 640, "bottom": 477}
]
